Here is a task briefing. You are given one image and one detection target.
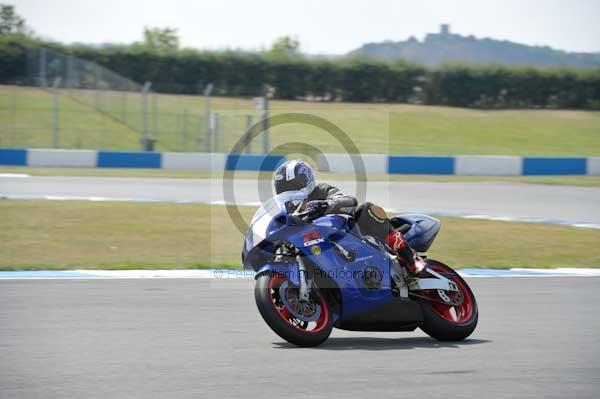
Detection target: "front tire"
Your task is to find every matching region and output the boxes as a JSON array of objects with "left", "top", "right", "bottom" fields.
[
  {"left": 254, "top": 273, "right": 333, "bottom": 347},
  {"left": 417, "top": 260, "right": 478, "bottom": 341}
]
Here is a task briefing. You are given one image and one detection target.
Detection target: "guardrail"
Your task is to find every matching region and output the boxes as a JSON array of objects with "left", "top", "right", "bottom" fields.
[{"left": 1, "top": 148, "right": 599, "bottom": 175}]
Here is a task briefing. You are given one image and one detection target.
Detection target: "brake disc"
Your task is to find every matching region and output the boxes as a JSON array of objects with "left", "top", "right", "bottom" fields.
[{"left": 278, "top": 281, "right": 321, "bottom": 322}]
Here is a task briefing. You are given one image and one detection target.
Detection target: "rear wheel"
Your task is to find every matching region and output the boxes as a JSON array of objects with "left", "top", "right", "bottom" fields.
[
  {"left": 254, "top": 273, "right": 333, "bottom": 347},
  {"left": 416, "top": 260, "right": 478, "bottom": 341}
]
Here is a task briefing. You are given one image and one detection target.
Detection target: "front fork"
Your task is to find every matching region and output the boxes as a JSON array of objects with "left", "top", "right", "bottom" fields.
[{"left": 297, "top": 255, "right": 312, "bottom": 302}]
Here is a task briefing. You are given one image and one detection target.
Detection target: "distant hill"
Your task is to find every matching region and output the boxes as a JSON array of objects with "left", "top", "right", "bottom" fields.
[{"left": 349, "top": 25, "right": 600, "bottom": 69}]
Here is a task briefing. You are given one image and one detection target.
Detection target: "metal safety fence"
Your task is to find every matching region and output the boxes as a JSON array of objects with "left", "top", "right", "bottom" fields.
[{"left": 0, "top": 47, "right": 267, "bottom": 153}]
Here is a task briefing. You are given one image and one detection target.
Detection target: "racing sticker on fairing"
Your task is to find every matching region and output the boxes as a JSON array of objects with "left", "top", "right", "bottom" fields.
[{"left": 303, "top": 230, "right": 324, "bottom": 246}]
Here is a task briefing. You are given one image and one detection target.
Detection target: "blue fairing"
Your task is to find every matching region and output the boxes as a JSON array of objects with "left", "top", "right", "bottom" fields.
[
  {"left": 243, "top": 193, "right": 438, "bottom": 322},
  {"left": 306, "top": 216, "right": 396, "bottom": 316}
]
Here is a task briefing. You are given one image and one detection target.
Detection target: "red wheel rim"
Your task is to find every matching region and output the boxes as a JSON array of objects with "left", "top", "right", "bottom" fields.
[
  {"left": 422, "top": 263, "right": 475, "bottom": 324},
  {"left": 267, "top": 274, "right": 330, "bottom": 334}
]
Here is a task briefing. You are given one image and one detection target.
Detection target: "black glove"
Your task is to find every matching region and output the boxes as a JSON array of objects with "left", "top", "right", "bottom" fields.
[{"left": 304, "top": 200, "right": 328, "bottom": 220}]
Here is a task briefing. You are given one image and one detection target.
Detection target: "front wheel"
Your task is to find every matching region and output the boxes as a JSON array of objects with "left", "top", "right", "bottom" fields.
[
  {"left": 416, "top": 260, "right": 478, "bottom": 341},
  {"left": 254, "top": 273, "right": 333, "bottom": 347}
]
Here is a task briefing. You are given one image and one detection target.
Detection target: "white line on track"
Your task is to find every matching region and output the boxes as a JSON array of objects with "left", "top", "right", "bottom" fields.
[
  {"left": 0, "top": 173, "right": 30, "bottom": 178},
  {"left": 2, "top": 268, "right": 600, "bottom": 280}
]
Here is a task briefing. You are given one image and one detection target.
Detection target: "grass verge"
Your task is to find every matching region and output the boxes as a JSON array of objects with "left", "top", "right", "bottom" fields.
[{"left": 1, "top": 200, "right": 599, "bottom": 270}]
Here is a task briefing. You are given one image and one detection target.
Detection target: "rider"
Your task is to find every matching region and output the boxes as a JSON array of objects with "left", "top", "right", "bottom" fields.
[{"left": 273, "top": 160, "right": 423, "bottom": 274}]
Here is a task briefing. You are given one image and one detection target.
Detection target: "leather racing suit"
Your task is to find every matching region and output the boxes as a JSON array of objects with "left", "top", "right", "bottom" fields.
[{"left": 305, "top": 183, "right": 419, "bottom": 273}]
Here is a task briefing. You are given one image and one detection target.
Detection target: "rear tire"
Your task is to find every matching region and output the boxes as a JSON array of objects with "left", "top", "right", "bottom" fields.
[
  {"left": 255, "top": 273, "right": 333, "bottom": 347},
  {"left": 417, "top": 260, "right": 478, "bottom": 341}
]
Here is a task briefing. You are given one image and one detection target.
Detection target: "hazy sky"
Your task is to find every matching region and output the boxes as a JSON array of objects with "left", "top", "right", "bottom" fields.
[{"left": 12, "top": 0, "right": 600, "bottom": 54}]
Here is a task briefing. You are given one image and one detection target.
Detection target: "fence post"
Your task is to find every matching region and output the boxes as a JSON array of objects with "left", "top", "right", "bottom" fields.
[
  {"left": 262, "top": 84, "right": 273, "bottom": 154},
  {"left": 245, "top": 115, "right": 253, "bottom": 153},
  {"left": 152, "top": 93, "right": 158, "bottom": 143},
  {"left": 140, "top": 81, "right": 152, "bottom": 151},
  {"left": 203, "top": 83, "right": 214, "bottom": 152},
  {"left": 39, "top": 48, "right": 47, "bottom": 87},
  {"left": 213, "top": 113, "right": 220, "bottom": 152},
  {"left": 52, "top": 78, "right": 62, "bottom": 148}
]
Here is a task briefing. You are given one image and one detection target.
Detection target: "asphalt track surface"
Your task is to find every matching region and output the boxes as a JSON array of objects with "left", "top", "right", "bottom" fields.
[
  {"left": 2, "top": 175, "right": 600, "bottom": 224},
  {"left": 1, "top": 277, "right": 599, "bottom": 399}
]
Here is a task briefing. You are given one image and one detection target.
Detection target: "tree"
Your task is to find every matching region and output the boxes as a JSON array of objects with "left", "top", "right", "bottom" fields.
[
  {"left": 266, "top": 36, "right": 301, "bottom": 60},
  {"left": 0, "top": 4, "right": 29, "bottom": 35},
  {"left": 142, "top": 26, "right": 179, "bottom": 52}
]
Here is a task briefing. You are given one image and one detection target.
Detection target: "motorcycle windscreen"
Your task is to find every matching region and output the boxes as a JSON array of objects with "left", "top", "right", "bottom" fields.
[{"left": 245, "top": 190, "right": 307, "bottom": 252}]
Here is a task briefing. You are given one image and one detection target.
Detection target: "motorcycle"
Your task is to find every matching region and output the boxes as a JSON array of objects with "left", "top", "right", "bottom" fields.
[{"left": 243, "top": 190, "right": 478, "bottom": 347}]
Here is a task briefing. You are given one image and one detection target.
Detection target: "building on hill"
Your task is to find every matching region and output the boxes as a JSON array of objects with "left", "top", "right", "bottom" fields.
[{"left": 440, "top": 24, "right": 450, "bottom": 36}]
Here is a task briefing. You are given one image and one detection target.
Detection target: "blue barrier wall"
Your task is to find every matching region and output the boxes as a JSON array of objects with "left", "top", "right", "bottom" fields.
[
  {"left": 0, "top": 148, "right": 27, "bottom": 166},
  {"left": 522, "top": 157, "right": 587, "bottom": 175},
  {"left": 388, "top": 156, "right": 455, "bottom": 175},
  {"left": 1, "top": 149, "right": 599, "bottom": 175},
  {"left": 97, "top": 151, "right": 162, "bottom": 168},
  {"left": 225, "top": 154, "right": 286, "bottom": 171}
]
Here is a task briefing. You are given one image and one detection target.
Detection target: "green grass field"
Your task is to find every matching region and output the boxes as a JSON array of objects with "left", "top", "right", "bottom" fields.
[
  {"left": 1, "top": 200, "right": 599, "bottom": 270},
  {"left": 2, "top": 166, "right": 600, "bottom": 186},
  {"left": 1, "top": 85, "right": 599, "bottom": 155}
]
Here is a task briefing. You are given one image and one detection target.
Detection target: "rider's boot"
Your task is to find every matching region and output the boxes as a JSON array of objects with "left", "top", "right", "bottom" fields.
[{"left": 386, "top": 230, "right": 426, "bottom": 276}]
